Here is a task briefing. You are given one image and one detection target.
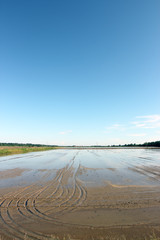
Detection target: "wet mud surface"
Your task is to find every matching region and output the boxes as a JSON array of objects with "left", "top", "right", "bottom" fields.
[{"left": 0, "top": 149, "right": 160, "bottom": 239}]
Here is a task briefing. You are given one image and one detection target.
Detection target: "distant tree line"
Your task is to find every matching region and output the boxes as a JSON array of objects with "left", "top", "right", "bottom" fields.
[
  {"left": 91, "top": 141, "right": 160, "bottom": 148},
  {"left": 138, "top": 141, "right": 160, "bottom": 147},
  {"left": 0, "top": 141, "right": 160, "bottom": 148},
  {"left": 0, "top": 143, "right": 58, "bottom": 147}
]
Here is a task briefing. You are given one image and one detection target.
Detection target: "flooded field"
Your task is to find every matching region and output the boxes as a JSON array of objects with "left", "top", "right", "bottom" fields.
[{"left": 0, "top": 149, "right": 160, "bottom": 239}]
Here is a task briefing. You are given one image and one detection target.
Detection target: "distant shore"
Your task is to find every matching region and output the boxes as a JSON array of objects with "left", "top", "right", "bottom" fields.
[
  {"left": 62, "top": 146, "right": 160, "bottom": 150},
  {"left": 0, "top": 146, "right": 160, "bottom": 157},
  {"left": 0, "top": 146, "right": 58, "bottom": 157}
]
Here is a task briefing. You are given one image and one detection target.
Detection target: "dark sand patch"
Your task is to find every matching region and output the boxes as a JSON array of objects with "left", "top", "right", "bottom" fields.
[{"left": 0, "top": 168, "right": 28, "bottom": 179}]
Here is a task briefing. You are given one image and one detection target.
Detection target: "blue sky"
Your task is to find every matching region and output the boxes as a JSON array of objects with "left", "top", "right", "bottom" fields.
[{"left": 0, "top": 0, "right": 160, "bottom": 145}]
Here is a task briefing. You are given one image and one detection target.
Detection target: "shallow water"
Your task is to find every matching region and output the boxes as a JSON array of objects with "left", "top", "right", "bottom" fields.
[
  {"left": 0, "top": 149, "right": 160, "bottom": 239},
  {"left": 0, "top": 149, "right": 160, "bottom": 188}
]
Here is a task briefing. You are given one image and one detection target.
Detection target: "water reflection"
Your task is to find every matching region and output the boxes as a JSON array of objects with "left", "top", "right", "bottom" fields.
[{"left": 0, "top": 149, "right": 160, "bottom": 188}]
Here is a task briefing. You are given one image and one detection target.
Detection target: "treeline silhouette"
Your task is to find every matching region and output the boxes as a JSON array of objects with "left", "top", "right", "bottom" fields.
[
  {"left": 122, "top": 141, "right": 160, "bottom": 147},
  {"left": 0, "top": 141, "right": 160, "bottom": 148},
  {"left": 0, "top": 143, "right": 58, "bottom": 147},
  {"left": 91, "top": 141, "right": 160, "bottom": 147}
]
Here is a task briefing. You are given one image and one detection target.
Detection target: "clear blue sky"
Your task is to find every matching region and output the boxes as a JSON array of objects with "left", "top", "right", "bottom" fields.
[{"left": 0, "top": 0, "right": 160, "bottom": 145}]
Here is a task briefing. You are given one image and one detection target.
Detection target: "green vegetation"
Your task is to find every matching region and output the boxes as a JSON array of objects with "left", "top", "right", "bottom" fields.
[
  {"left": 0, "top": 140, "right": 159, "bottom": 157},
  {"left": 0, "top": 146, "right": 58, "bottom": 157},
  {"left": 116, "top": 140, "right": 160, "bottom": 148},
  {"left": 0, "top": 142, "right": 58, "bottom": 147},
  {"left": 63, "top": 141, "right": 160, "bottom": 148},
  {"left": 91, "top": 140, "right": 160, "bottom": 148}
]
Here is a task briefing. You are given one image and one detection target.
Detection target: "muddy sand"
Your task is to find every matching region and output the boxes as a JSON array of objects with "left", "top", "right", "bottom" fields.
[{"left": 0, "top": 149, "right": 160, "bottom": 239}]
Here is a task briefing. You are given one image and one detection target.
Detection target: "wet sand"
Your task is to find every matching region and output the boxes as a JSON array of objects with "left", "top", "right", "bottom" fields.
[{"left": 0, "top": 149, "right": 160, "bottom": 239}]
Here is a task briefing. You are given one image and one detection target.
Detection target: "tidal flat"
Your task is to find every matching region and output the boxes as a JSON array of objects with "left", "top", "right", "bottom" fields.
[{"left": 0, "top": 149, "right": 160, "bottom": 240}]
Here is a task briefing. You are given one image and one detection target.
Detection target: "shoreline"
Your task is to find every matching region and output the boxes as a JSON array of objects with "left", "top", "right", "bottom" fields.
[
  {"left": 0, "top": 146, "right": 58, "bottom": 157},
  {"left": 0, "top": 146, "right": 160, "bottom": 157},
  {"left": 62, "top": 146, "right": 160, "bottom": 149}
]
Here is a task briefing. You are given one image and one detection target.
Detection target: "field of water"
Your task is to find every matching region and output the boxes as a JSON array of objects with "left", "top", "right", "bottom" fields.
[{"left": 0, "top": 149, "right": 160, "bottom": 239}]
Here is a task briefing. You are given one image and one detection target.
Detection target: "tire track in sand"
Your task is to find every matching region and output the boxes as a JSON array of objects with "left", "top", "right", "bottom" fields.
[
  {"left": 0, "top": 168, "right": 65, "bottom": 239},
  {"left": 0, "top": 151, "right": 88, "bottom": 239}
]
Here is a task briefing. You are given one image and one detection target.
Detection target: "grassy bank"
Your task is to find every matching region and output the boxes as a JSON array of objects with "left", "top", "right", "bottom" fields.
[{"left": 0, "top": 146, "right": 58, "bottom": 156}]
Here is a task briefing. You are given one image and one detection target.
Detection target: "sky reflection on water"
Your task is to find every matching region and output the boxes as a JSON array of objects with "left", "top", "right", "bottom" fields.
[{"left": 0, "top": 149, "right": 160, "bottom": 188}]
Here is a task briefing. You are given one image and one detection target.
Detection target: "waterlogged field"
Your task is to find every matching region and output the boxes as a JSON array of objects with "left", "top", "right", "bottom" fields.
[{"left": 0, "top": 149, "right": 160, "bottom": 240}]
